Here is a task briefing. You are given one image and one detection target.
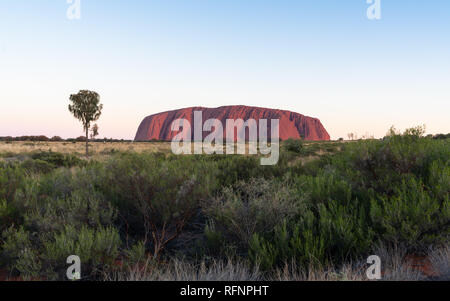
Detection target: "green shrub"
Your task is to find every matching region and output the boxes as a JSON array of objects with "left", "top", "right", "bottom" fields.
[
  {"left": 124, "top": 240, "right": 148, "bottom": 267},
  {"left": 1, "top": 224, "right": 121, "bottom": 280},
  {"left": 203, "top": 221, "right": 226, "bottom": 255},
  {"left": 294, "top": 173, "right": 353, "bottom": 205},
  {"left": 1, "top": 226, "right": 42, "bottom": 279},
  {"left": 370, "top": 177, "right": 449, "bottom": 251},
  {"left": 317, "top": 200, "right": 373, "bottom": 260},
  {"left": 213, "top": 154, "right": 290, "bottom": 189},
  {"left": 332, "top": 127, "right": 450, "bottom": 195},
  {"left": 98, "top": 153, "right": 217, "bottom": 258},
  {"left": 1, "top": 226, "right": 32, "bottom": 264},
  {"left": 42, "top": 225, "right": 121, "bottom": 280},
  {"left": 21, "top": 159, "right": 55, "bottom": 174},
  {"left": 0, "top": 165, "right": 27, "bottom": 232},
  {"left": 31, "top": 151, "right": 83, "bottom": 168},
  {"left": 204, "top": 178, "right": 306, "bottom": 250},
  {"left": 284, "top": 139, "right": 304, "bottom": 154},
  {"left": 248, "top": 199, "right": 373, "bottom": 271},
  {"left": 427, "top": 160, "right": 450, "bottom": 202},
  {"left": 14, "top": 168, "right": 116, "bottom": 234},
  {"left": 15, "top": 247, "right": 42, "bottom": 280},
  {"left": 0, "top": 165, "right": 118, "bottom": 280},
  {"left": 249, "top": 215, "right": 328, "bottom": 271},
  {"left": 0, "top": 164, "right": 25, "bottom": 202}
]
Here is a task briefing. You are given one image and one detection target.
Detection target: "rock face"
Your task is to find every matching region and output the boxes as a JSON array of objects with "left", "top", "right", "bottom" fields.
[{"left": 134, "top": 106, "right": 330, "bottom": 141}]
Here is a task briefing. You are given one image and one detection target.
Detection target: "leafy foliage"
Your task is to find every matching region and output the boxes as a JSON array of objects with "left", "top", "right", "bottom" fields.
[
  {"left": 68, "top": 90, "right": 103, "bottom": 156},
  {"left": 284, "top": 138, "right": 304, "bottom": 154}
]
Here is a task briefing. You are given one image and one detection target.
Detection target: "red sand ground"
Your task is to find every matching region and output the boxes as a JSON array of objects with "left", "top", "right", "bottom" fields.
[{"left": 404, "top": 255, "right": 438, "bottom": 278}]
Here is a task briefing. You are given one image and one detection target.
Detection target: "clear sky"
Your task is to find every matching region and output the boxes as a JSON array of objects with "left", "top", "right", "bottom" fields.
[{"left": 0, "top": 0, "right": 449, "bottom": 140}]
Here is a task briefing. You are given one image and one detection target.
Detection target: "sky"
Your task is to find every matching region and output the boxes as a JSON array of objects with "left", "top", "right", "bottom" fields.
[{"left": 0, "top": 0, "right": 449, "bottom": 140}]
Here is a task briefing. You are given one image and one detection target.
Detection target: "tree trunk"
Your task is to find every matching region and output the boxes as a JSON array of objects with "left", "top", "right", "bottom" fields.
[{"left": 85, "top": 127, "right": 89, "bottom": 157}]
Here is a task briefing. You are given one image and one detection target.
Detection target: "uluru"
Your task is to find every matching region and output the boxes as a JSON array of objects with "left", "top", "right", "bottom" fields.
[{"left": 134, "top": 106, "right": 330, "bottom": 142}]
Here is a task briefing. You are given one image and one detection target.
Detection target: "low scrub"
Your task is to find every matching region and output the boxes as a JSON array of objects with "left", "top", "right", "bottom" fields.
[{"left": 0, "top": 127, "right": 448, "bottom": 280}]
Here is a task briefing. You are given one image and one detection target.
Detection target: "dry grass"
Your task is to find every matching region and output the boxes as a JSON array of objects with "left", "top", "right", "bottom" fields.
[
  {"left": 0, "top": 141, "right": 344, "bottom": 165},
  {"left": 271, "top": 262, "right": 366, "bottom": 281},
  {"left": 373, "top": 244, "right": 426, "bottom": 281},
  {"left": 106, "top": 244, "right": 450, "bottom": 281},
  {"left": 429, "top": 245, "right": 450, "bottom": 280},
  {"left": 0, "top": 141, "right": 172, "bottom": 160},
  {"left": 0, "top": 141, "right": 285, "bottom": 162},
  {"left": 106, "top": 259, "right": 262, "bottom": 281},
  {"left": 0, "top": 141, "right": 344, "bottom": 156},
  {"left": 105, "top": 259, "right": 421, "bottom": 282}
]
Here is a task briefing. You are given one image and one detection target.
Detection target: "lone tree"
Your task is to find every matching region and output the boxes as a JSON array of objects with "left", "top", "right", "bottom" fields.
[{"left": 68, "top": 90, "right": 103, "bottom": 157}]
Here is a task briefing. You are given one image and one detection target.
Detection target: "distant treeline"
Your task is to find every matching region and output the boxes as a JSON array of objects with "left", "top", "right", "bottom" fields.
[
  {"left": 0, "top": 136, "right": 138, "bottom": 143},
  {"left": 430, "top": 133, "right": 450, "bottom": 140},
  {"left": 1, "top": 133, "right": 449, "bottom": 143}
]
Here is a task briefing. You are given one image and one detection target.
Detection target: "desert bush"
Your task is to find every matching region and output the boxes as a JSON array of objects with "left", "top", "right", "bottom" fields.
[
  {"left": 13, "top": 168, "right": 116, "bottom": 234},
  {"left": 0, "top": 164, "right": 27, "bottom": 232},
  {"left": 213, "top": 155, "right": 288, "bottom": 188},
  {"left": 324, "top": 144, "right": 339, "bottom": 153},
  {"left": 0, "top": 166, "right": 118, "bottom": 279},
  {"left": 284, "top": 139, "right": 304, "bottom": 154},
  {"left": 303, "top": 143, "right": 324, "bottom": 156},
  {"left": 21, "top": 159, "right": 55, "bottom": 174},
  {"left": 1, "top": 224, "right": 121, "bottom": 280},
  {"left": 294, "top": 172, "right": 353, "bottom": 205},
  {"left": 370, "top": 177, "right": 449, "bottom": 251},
  {"left": 98, "top": 153, "right": 218, "bottom": 258},
  {"left": 203, "top": 178, "right": 306, "bottom": 254},
  {"left": 427, "top": 160, "right": 450, "bottom": 202},
  {"left": 241, "top": 172, "right": 373, "bottom": 271},
  {"left": 124, "top": 240, "right": 148, "bottom": 268},
  {"left": 332, "top": 126, "right": 449, "bottom": 195},
  {"left": 316, "top": 200, "right": 373, "bottom": 259},
  {"left": 248, "top": 220, "right": 319, "bottom": 271},
  {"left": 42, "top": 225, "right": 120, "bottom": 280},
  {"left": 0, "top": 164, "right": 25, "bottom": 203},
  {"left": 0, "top": 151, "right": 16, "bottom": 158},
  {"left": 23, "top": 189, "right": 116, "bottom": 235},
  {"left": 249, "top": 199, "right": 372, "bottom": 271},
  {"left": 1, "top": 226, "right": 32, "bottom": 264},
  {"left": 14, "top": 247, "right": 42, "bottom": 280},
  {"left": 1, "top": 226, "right": 42, "bottom": 280},
  {"left": 31, "top": 151, "right": 84, "bottom": 168},
  {"left": 214, "top": 156, "right": 261, "bottom": 188}
]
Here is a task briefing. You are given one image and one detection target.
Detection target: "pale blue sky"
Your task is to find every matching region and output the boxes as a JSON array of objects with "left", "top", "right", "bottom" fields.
[{"left": 0, "top": 0, "right": 449, "bottom": 139}]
